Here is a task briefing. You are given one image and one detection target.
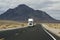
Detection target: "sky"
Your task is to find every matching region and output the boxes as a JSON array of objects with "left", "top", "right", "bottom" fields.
[{"left": 0, "top": 0, "right": 60, "bottom": 20}]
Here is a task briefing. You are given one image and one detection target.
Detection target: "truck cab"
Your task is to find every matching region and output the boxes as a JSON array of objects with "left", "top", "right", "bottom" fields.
[{"left": 28, "top": 18, "right": 34, "bottom": 26}]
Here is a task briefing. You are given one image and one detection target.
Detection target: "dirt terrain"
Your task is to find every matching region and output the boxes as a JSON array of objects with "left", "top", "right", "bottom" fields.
[
  {"left": 41, "top": 23, "right": 60, "bottom": 37},
  {"left": 0, "top": 20, "right": 27, "bottom": 30}
]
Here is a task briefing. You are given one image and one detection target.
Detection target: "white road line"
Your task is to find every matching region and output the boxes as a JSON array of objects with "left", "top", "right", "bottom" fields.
[{"left": 41, "top": 24, "right": 56, "bottom": 40}]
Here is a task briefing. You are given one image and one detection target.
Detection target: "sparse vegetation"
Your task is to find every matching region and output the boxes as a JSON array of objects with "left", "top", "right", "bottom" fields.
[
  {"left": 41, "top": 23, "right": 60, "bottom": 37},
  {"left": 0, "top": 38, "right": 4, "bottom": 40},
  {"left": 0, "top": 20, "right": 28, "bottom": 30},
  {"left": 58, "top": 32, "right": 60, "bottom": 34},
  {"left": 43, "top": 23, "right": 60, "bottom": 29}
]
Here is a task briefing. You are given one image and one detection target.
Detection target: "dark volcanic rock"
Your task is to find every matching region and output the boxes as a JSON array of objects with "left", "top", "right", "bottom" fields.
[{"left": 0, "top": 4, "right": 58, "bottom": 22}]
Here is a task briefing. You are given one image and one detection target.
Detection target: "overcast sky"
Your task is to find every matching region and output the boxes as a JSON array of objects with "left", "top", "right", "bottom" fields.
[{"left": 0, "top": 0, "right": 60, "bottom": 20}]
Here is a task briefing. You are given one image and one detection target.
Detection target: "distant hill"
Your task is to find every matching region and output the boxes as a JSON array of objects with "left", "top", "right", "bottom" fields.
[{"left": 0, "top": 4, "right": 59, "bottom": 23}]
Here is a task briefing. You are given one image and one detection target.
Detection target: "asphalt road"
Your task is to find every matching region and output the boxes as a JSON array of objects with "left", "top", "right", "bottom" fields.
[{"left": 0, "top": 24, "right": 59, "bottom": 40}]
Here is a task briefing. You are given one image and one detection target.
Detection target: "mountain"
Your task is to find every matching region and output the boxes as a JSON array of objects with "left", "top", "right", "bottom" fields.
[{"left": 0, "top": 4, "right": 59, "bottom": 23}]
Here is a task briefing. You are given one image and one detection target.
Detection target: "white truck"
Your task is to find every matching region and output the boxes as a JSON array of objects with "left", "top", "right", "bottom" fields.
[{"left": 28, "top": 18, "right": 34, "bottom": 26}]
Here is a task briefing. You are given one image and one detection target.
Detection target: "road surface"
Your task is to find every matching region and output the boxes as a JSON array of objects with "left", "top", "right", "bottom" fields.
[{"left": 0, "top": 24, "right": 59, "bottom": 40}]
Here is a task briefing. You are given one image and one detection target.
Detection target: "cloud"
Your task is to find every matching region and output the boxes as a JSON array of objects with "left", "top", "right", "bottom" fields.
[
  {"left": 49, "top": 0, "right": 60, "bottom": 2},
  {"left": 0, "top": 0, "right": 60, "bottom": 20}
]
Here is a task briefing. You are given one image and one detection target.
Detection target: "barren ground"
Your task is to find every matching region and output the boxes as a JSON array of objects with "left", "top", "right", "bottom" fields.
[
  {"left": 41, "top": 23, "right": 60, "bottom": 37},
  {"left": 0, "top": 20, "right": 28, "bottom": 30}
]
